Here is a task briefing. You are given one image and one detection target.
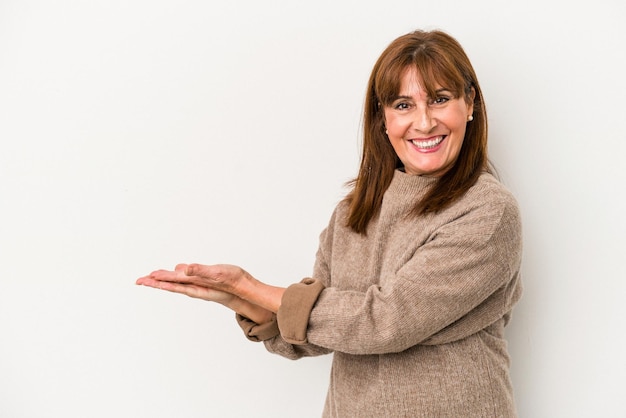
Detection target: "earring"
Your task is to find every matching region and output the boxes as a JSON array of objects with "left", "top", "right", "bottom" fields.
[
  {"left": 467, "top": 115, "right": 474, "bottom": 122},
  {"left": 385, "top": 129, "right": 389, "bottom": 135}
]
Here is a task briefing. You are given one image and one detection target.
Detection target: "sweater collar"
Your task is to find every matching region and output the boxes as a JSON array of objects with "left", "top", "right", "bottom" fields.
[
  {"left": 387, "top": 170, "right": 437, "bottom": 198},
  {"left": 381, "top": 170, "right": 437, "bottom": 215}
]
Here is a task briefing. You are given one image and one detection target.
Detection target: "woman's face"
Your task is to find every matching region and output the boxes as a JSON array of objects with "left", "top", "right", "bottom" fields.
[{"left": 383, "top": 67, "right": 474, "bottom": 177}]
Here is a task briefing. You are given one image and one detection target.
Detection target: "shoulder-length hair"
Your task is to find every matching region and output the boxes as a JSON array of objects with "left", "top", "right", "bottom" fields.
[{"left": 346, "top": 29, "right": 491, "bottom": 234}]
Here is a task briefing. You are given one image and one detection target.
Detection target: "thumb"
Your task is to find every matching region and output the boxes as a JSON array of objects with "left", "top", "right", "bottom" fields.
[{"left": 174, "top": 263, "right": 189, "bottom": 273}]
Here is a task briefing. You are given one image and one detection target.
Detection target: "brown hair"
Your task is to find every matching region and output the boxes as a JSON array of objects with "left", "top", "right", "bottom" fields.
[{"left": 346, "top": 29, "right": 491, "bottom": 234}]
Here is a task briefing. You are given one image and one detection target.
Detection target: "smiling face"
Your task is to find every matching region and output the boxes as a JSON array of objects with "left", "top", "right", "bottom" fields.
[{"left": 384, "top": 67, "right": 474, "bottom": 177}]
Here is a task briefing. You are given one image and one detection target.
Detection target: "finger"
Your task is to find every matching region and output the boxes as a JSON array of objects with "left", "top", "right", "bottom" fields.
[
  {"left": 146, "top": 269, "right": 221, "bottom": 292},
  {"left": 184, "top": 263, "right": 208, "bottom": 277},
  {"left": 155, "top": 280, "right": 195, "bottom": 295},
  {"left": 136, "top": 276, "right": 161, "bottom": 288},
  {"left": 141, "top": 279, "right": 232, "bottom": 303},
  {"left": 137, "top": 276, "right": 187, "bottom": 292},
  {"left": 186, "top": 263, "right": 230, "bottom": 280},
  {"left": 149, "top": 269, "right": 192, "bottom": 283},
  {"left": 174, "top": 264, "right": 189, "bottom": 273}
]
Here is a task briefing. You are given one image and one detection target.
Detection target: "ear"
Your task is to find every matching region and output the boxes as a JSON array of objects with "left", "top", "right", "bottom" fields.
[
  {"left": 466, "top": 87, "right": 476, "bottom": 115},
  {"left": 379, "top": 102, "right": 387, "bottom": 125}
]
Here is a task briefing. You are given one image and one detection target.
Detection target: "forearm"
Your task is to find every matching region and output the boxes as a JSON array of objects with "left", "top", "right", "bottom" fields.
[
  {"left": 181, "top": 263, "right": 286, "bottom": 314},
  {"left": 227, "top": 296, "right": 274, "bottom": 324},
  {"left": 236, "top": 275, "right": 285, "bottom": 313}
]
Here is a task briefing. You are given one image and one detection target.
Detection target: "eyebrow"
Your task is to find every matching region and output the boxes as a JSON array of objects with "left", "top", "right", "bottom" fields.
[{"left": 391, "top": 88, "right": 454, "bottom": 101}]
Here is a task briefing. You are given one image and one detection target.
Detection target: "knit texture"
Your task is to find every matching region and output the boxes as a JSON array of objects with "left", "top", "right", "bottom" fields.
[{"left": 239, "top": 170, "right": 522, "bottom": 417}]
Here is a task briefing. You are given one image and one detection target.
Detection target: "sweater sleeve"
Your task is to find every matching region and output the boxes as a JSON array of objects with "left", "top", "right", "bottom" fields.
[
  {"left": 234, "top": 279, "right": 326, "bottom": 345},
  {"left": 282, "top": 196, "right": 523, "bottom": 355},
  {"left": 234, "top": 294, "right": 333, "bottom": 359},
  {"left": 236, "top": 313, "right": 280, "bottom": 342},
  {"left": 236, "top": 210, "right": 337, "bottom": 359}
]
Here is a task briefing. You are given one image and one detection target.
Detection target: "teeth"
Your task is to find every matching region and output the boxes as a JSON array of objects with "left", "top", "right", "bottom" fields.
[{"left": 411, "top": 136, "right": 444, "bottom": 149}]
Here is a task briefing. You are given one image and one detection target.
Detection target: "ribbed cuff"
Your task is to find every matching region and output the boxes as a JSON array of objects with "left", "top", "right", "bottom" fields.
[
  {"left": 236, "top": 313, "right": 280, "bottom": 342},
  {"left": 277, "top": 278, "right": 325, "bottom": 345}
]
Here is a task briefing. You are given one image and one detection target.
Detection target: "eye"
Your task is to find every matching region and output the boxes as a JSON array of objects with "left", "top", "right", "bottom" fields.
[
  {"left": 430, "top": 96, "right": 450, "bottom": 105},
  {"left": 393, "top": 102, "right": 411, "bottom": 110}
]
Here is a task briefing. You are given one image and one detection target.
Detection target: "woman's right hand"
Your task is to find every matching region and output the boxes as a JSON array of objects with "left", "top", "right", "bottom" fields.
[
  {"left": 136, "top": 264, "right": 235, "bottom": 305},
  {"left": 136, "top": 264, "right": 275, "bottom": 324}
]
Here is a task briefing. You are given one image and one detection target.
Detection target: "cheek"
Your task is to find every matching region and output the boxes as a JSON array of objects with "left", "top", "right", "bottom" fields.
[
  {"left": 385, "top": 114, "right": 408, "bottom": 135},
  {"left": 449, "top": 126, "right": 467, "bottom": 152},
  {"left": 447, "top": 108, "right": 470, "bottom": 137}
]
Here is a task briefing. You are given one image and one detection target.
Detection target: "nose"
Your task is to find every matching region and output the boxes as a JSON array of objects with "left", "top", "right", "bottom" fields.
[{"left": 412, "top": 106, "right": 435, "bottom": 132}]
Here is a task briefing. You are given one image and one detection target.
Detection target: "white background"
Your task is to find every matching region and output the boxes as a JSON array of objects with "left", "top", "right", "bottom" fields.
[{"left": 1, "top": 1, "right": 625, "bottom": 417}]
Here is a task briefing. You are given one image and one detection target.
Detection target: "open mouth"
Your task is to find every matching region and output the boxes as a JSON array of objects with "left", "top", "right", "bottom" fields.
[{"left": 410, "top": 135, "right": 445, "bottom": 150}]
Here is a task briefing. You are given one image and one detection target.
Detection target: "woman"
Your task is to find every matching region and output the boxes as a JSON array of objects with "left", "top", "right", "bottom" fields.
[{"left": 137, "top": 29, "right": 522, "bottom": 417}]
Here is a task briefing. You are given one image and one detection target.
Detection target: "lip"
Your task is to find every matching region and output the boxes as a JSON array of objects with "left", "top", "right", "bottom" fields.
[{"left": 409, "top": 135, "right": 446, "bottom": 153}]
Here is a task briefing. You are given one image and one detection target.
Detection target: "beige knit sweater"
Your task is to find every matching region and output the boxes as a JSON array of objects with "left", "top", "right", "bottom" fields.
[{"left": 238, "top": 170, "right": 522, "bottom": 417}]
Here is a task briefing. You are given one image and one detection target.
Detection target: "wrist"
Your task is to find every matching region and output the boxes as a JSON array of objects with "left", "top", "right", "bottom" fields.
[
  {"left": 231, "top": 296, "right": 274, "bottom": 324},
  {"left": 230, "top": 269, "right": 285, "bottom": 314}
]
